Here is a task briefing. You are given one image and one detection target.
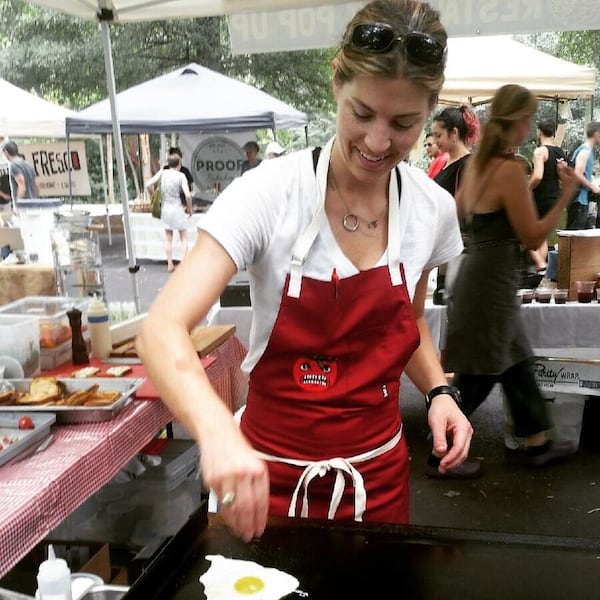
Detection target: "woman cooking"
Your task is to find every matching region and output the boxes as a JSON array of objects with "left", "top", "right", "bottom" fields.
[{"left": 137, "top": 0, "right": 473, "bottom": 542}]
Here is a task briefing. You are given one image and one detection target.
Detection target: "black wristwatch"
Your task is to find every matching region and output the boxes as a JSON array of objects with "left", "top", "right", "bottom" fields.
[{"left": 425, "top": 385, "right": 462, "bottom": 411}]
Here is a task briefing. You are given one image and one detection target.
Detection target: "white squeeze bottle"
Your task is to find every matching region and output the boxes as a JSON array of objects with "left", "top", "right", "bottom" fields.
[
  {"left": 88, "top": 294, "right": 112, "bottom": 359},
  {"left": 36, "top": 545, "right": 73, "bottom": 600}
]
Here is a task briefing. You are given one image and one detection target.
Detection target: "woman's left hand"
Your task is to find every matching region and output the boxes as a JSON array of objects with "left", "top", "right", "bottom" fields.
[{"left": 427, "top": 395, "right": 473, "bottom": 472}]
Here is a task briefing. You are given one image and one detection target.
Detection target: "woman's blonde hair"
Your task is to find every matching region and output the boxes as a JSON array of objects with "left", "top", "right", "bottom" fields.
[
  {"left": 334, "top": 0, "right": 447, "bottom": 108},
  {"left": 472, "top": 84, "right": 538, "bottom": 172}
]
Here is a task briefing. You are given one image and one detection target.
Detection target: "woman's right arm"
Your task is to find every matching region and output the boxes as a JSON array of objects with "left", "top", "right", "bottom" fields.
[
  {"left": 136, "top": 232, "right": 269, "bottom": 541},
  {"left": 145, "top": 170, "right": 161, "bottom": 189}
]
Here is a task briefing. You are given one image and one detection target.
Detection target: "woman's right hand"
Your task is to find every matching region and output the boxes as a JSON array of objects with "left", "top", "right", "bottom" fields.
[
  {"left": 557, "top": 159, "right": 577, "bottom": 204},
  {"left": 200, "top": 418, "right": 270, "bottom": 542}
]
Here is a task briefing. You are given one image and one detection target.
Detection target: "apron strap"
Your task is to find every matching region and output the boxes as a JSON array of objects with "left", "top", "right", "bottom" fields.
[
  {"left": 256, "top": 426, "right": 402, "bottom": 521},
  {"left": 289, "top": 138, "right": 406, "bottom": 298}
]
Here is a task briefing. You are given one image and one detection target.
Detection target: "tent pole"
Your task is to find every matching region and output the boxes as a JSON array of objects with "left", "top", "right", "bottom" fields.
[
  {"left": 98, "top": 134, "right": 112, "bottom": 246},
  {"left": 66, "top": 133, "right": 74, "bottom": 208},
  {"left": 99, "top": 18, "right": 140, "bottom": 313}
]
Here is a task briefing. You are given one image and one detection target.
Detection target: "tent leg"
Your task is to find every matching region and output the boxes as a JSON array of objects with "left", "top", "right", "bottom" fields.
[
  {"left": 98, "top": 135, "right": 112, "bottom": 246},
  {"left": 100, "top": 20, "right": 140, "bottom": 313}
]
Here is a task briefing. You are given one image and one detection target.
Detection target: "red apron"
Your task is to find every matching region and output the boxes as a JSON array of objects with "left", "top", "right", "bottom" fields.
[{"left": 240, "top": 139, "right": 420, "bottom": 523}]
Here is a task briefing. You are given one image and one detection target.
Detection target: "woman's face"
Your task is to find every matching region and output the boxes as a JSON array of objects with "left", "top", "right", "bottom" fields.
[
  {"left": 430, "top": 120, "right": 453, "bottom": 153},
  {"left": 333, "top": 73, "right": 430, "bottom": 184},
  {"left": 513, "top": 114, "right": 534, "bottom": 146}
]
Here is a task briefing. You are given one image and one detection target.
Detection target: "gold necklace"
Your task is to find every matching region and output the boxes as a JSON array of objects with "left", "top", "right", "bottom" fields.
[{"left": 328, "top": 168, "right": 388, "bottom": 233}]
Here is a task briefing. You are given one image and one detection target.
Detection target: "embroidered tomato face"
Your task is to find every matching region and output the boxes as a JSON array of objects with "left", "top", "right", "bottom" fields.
[{"left": 293, "top": 355, "right": 338, "bottom": 392}]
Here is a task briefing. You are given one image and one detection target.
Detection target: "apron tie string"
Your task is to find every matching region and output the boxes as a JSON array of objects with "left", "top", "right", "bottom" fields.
[{"left": 255, "top": 426, "right": 402, "bottom": 522}]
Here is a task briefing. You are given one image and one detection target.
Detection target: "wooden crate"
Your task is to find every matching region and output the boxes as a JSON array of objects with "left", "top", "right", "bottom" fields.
[{"left": 557, "top": 232, "right": 600, "bottom": 300}]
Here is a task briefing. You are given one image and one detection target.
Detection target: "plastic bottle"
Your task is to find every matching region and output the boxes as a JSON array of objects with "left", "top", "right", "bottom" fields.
[
  {"left": 36, "top": 544, "right": 73, "bottom": 600},
  {"left": 88, "top": 295, "right": 112, "bottom": 359}
]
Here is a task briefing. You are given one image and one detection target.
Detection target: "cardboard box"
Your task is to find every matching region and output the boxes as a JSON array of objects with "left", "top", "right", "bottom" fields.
[
  {"left": 557, "top": 232, "right": 600, "bottom": 300},
  {"left": 79, "top": 543, "right": 129, "bottom": 585}
]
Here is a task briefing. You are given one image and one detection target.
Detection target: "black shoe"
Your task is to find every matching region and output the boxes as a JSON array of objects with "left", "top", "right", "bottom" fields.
[
  {"left": 426, "top": 455, "right": 482, "bottom": 479},
  {"left": 526, "top": 440, "right": 578, "bottom": 467}
]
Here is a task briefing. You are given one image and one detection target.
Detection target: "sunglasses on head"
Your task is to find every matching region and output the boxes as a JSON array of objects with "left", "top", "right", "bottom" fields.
[{"left": 347, "top": 22, "right": 445, "bottom": 67}]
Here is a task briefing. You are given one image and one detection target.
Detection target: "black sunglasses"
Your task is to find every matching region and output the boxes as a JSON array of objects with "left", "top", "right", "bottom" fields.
[{"left": 347, "top": 22, "right": 445, "bottom": 67}]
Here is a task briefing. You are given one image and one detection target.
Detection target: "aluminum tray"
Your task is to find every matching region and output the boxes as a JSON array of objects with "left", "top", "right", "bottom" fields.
[
  {"left": 0, "top": 412, "right": 56, "bottom": 468},
  {"left": 0, "top": 377, "right": 145, "bottom": 424}
]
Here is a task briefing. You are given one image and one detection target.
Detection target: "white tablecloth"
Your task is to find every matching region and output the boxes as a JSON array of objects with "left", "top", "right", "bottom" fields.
[
  {"left": 208, "top": 299, "right": 600, "bottom": 353},
  {"left": 127, "top": 212, "right": 206, "bottom": 261}
]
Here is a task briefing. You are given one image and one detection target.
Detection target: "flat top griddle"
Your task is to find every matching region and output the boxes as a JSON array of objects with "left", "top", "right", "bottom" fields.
[{"left": 126, "top": 502, "right": 600, "bottom": 600}]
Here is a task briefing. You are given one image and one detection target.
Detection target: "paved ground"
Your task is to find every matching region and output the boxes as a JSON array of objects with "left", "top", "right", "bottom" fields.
[{"left": 101, "top": 232, "right": 600, "bottom": 542}]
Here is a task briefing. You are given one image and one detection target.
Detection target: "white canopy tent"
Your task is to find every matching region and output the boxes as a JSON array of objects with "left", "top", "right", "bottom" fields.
[
  {"left": 25, "top": 0, "right": 600, "bottom": 309},
  {"left": 0, "top": 77, "right": 75, "bottom": 138},
  {"left": 65, "top": 63, "right": 308, "bottom": 135},
  {"left": 440, "top": 36, "right": 597, "bottom": 106}
]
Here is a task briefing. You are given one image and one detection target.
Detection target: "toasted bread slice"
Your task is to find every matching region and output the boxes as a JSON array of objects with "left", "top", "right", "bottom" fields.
[
  {"left": 64, "top": 384, "right": 99, "bottom": 406},
  {"left": 0, "top": 389, "right": 18, "bottom": 405},
  {"left": 105, "top": 366, "right": 132, "bottom": 377},
  {"left": 84, "top": 390, "right": 121, "bottom": 406},
  {"left": 72, "top": 366, "right": 101, "bottom": 379},
  {"left": 19, "top": 377, "right": 63, "bottom": 405}
]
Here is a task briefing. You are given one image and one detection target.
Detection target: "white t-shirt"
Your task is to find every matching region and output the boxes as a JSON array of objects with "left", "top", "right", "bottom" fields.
[{"left": 200, "top": 140, "right": 463, "bottom": 375}]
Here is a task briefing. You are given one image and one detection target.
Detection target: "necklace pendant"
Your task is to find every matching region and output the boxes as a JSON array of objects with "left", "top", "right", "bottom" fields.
[
  {"left": 367, "top": 220, "right": 378, "bottom": 229},
  {"left": 342, "top": 213, "right": 360, "bottom": 233}
]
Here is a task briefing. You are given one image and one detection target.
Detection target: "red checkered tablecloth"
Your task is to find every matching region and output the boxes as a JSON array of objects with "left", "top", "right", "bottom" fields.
[{"left": 0, "top": 335, "right": 247, "bottom": 578}]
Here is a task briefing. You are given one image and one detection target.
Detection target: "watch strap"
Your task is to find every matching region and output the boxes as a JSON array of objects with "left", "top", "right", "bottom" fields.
[{"left": 425, "top": 385, "right": 462, "bottom": 411}]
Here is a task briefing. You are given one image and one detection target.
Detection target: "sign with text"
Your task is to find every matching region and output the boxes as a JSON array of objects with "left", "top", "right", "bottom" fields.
[
  {"left": 229, "top": 0, "right": 600, "bottom": 54},
  {"left": 21, "top": 141, "right": 91, "bottom": 197},
  {"left": 190, "top": 136, "right": 245, "bottom": 200}
]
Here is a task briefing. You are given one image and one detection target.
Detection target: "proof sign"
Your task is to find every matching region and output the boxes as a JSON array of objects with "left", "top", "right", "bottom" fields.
[{"left": 191, "top": 137, "right": 244, "bottom": 200}]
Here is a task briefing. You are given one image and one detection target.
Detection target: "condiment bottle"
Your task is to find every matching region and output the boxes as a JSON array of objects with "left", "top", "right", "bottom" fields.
[
  {"left": 88, "top": 295, "right": 112, "bottom": 359},
  {"left": 36, "top": 544, "right": 73, "bottom": 600},
  {"left": 66, "top": 307, "right": 89, "bottom": 365}
]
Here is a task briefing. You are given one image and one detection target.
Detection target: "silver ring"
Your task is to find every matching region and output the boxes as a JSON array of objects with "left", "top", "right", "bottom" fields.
[{"left": 221, "top": 491, "right": 236, "bottom": 506}]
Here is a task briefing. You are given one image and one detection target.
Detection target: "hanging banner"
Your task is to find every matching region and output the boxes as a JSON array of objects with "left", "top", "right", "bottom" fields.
[
  {"left": 229, "top": 0, "right": 600, "bottom": 55},
  {"left": 181, "top": 133, "right": 252, "bottom": 201},
  {"left": 20, "top": 141, "right": 91, "bottom": 197}
]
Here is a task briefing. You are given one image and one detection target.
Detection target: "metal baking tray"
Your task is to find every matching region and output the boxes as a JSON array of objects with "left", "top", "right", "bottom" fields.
[
  {"left": 0, "top": 411, "right": 56, "bottom": 468},
  {"left": 0, "top": 377, "right": 145, "bottom": 424}
]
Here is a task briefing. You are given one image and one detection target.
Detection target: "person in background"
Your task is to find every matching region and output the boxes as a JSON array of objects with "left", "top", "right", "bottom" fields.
[
  {"left": 2, "top": 140, "right": 39, "bottom": 200},
  {"left": 165, "top": 146, "right": 194, "bottom": 205},
  {"left": 0, "top": 136, "right": 11, "bottom": 206},
  {"left": 145, "top": 151, "right": 193, "bottom": 273},
  {"left": 424, "top": 132, "right": 448, "bottom": 179},
  {"left": 137, "top": 0, "right": 473, "bottom": 542},
  {"left": 430, "top": 105, "right": 480, "bottom": 305},
  {"left": 565, "top": 121, "right": 600, "bottom": 230},
  {"left": 241, "top": 141, "right": 262, "bottom": 174},
  {"left": 265, "top": 141, "right": 286, "bottom": 159},
  {"left": 445, "top": 84, "right": 578, "bottom": 469},
  {"left": 529, "top": 119, "right": 566, "bottom": 272}
]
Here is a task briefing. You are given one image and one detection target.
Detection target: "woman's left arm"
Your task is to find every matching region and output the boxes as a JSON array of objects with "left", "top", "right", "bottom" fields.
[
  {"left": 403, "top": 270, "right": 473, "bottom": 472},
  {"left": 182, "top": 178, "right": 193, "bottom": 216}
]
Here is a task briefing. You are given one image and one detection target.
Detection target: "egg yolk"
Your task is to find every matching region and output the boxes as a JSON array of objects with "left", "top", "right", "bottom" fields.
[{"left": 234, "top": 576, "right": 265, "bottom": 594}]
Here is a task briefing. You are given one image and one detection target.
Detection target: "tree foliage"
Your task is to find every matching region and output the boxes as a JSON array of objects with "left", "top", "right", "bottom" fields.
[{"left": 0, "top": 0, "right": 335, "bottom": 132}]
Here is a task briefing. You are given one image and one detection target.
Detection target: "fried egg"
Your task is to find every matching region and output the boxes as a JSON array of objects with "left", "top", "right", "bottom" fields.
[{"left": 199, "top": 554, "right": 299, "bottom": 600}]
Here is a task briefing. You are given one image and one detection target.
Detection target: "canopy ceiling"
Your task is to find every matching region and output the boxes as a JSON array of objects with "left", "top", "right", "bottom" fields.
[
  {"left": 440, "top": 36, "right": 597, "bottom": 105},
  {"left": 27, "top": 0, "right": 600, "bottom": 39},
  {"left": 65, "top": 63, "right": 308, "bottom": 135},
  {"left": 0, "top": 78, "right": 74, "bottom": 138}
]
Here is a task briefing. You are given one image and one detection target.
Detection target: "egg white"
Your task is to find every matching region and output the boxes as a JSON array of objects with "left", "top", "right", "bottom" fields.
[{"left": 200, "top": 554, "right": 299, "bottom": 600}]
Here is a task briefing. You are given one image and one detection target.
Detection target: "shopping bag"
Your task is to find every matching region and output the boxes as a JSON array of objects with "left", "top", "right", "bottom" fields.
[{"left": 150, "top": 184, "right": 161, "bottom": 219}]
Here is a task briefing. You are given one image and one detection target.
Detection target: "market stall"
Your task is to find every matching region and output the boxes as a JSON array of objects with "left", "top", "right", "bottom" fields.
[{"left": 0, "top": 334, "right": 247, "bottom": 578}]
